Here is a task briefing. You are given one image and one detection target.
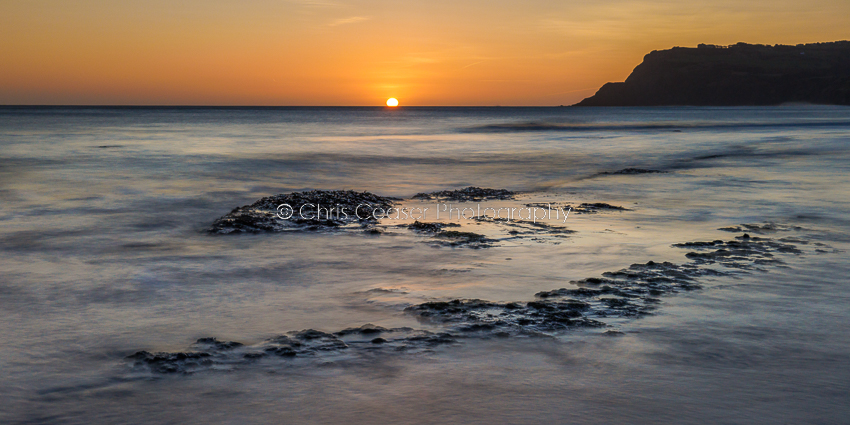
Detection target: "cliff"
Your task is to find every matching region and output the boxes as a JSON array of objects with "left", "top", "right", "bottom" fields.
[{"left": 575, "top": 41, "right": 850, "bottom": 106}]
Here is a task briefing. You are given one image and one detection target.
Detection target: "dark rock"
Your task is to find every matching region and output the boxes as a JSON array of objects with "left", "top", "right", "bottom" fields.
[
  {"left": 405, "top": 221, "right": 500, "bottom": 249},
  {"left": 675, "top": 237, "right": 802, "bottom": 268},
  {"left": 460, "top": 323, "right": 497, "bottom": 332},
  {"left": 576, "top": 41, "right": 850, "bottom": 106},
  {"left": 125, "top": 350, "right": 213, "bottom": 374},
  {"left": 719, "top": 223, "right": 805, "bottom": 234},
  {"left": 431, "top": 230, "right": 494, "bottom": 248},
  {"left": 209, "top": 190, "right": 395, "bottom": 234},
  {"left": 409, "top": 299, "right": 499, "bottom": 316},
  {"left": 564, "top": 203, "right": 630, "bottom": 214},
  {"left": 195, "top": 337, "right": 243, "bottom": 350},
  {"left": 406, "top": 297, "right": 602, "bottom": 333},
  {"left": 412, "top": 187, "right": 515, "bottom": 202},
  {"left": 434, "top": 231, "right": 488, "bottom": 242},
  {"left": 602, "top": 298, "right": 631, "bottom": 308},
  {"left": 406, "top": 221, "right": 460, "bottom": 233},
  {"left": 578, "top": 203, "right": 628, "bottom": 212},
  {"left": 294, "top": 329, "right": 336, "bottom": 340},
  {"left": 471, "top": 215, "right": 576, "bottom": 239},
  {"left": 266, "top": 346, "right": 298, "bottom": 357},
  {"left": 334, "top": 324, "right": 388, "bottom": 336},
  {"left": 599, "top": 168, "right": 668, "bottom": 175},
  {"left": 403, "top": 332, "right": 457, "bottom": 346}
]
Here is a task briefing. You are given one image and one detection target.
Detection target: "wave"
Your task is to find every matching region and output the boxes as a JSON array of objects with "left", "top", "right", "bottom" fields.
[{"left": 462, "top": 120, "right": 850, "bottom": 133}]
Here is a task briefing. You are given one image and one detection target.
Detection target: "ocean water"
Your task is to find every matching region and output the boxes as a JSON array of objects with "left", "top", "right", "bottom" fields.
[{"left": 1, "top": 106, "right": 849, "bottom": 424}]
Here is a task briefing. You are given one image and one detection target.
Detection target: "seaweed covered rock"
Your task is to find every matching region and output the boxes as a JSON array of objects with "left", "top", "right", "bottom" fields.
[
  {"left": 599, "top": 168, "right": 668, "bottom": 175},
  {"left": 432, "top": 230, "right": 493, "bottom": 248},
  {"left": 412, "top": 187, "right": 515, "bottom": 202},
  {"left": 405, "top": 298, "right": 605, "bottom": 332},
  {"left": 126, "top": 328, "right": 457, "bottom": 374},
  {"left": 209, "top": 190, "right": 395, "bottom": 233},
  {"left": 406, "top": 221, "right": 460, "bottom": 233},
  {"left": 676, "top": 234, "right": 802, "bottom": 268},
  {"left": 405, "top": 221, "right": 494, "bottom": 248},
  {"left": 717, "top": 223, "right": 805, "bottom": 234},
  {"left": 561, "top": 203, "right": 630, "bottom": 214},
  {"left": 127, "top": 225, "right": 829, "bottom": 374}
]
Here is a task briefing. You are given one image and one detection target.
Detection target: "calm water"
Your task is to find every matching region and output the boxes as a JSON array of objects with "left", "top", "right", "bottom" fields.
[{"left": 1, "top": 106, "right": 849, "bottom": 424}]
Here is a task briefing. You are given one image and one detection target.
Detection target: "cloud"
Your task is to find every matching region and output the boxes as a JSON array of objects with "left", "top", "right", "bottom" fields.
[
  {"left": 286, "top": 0, "right": 340, "bottom": 7},
  {"left": 327, "top": 16, "right": 370, "bottom": 27}
]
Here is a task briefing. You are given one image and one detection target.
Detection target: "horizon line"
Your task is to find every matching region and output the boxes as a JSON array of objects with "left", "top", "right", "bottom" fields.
[{"left": 0, "top": 104, "right": 578, "bottom": 108}]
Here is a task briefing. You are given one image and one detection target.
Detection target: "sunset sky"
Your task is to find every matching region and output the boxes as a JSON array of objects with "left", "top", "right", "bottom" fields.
[{"left": 2, "top": 0, "right": 849, "bottom": 106}]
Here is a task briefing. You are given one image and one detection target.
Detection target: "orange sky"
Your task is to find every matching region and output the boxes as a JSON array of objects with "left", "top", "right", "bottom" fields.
[{"left": 2, "top": 0, "right": 849, "bottom": 106}]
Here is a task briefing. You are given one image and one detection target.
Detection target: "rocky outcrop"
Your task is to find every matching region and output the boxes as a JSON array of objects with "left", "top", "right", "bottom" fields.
[
  {"left": 209, "top": 190, "right": 396, "bottom": 233},
  {"left": 576, "top": 41, "right": 850, "bottom": 106},
  {"left": 412, "top": 187, "right": 515, "bottom": 202}
]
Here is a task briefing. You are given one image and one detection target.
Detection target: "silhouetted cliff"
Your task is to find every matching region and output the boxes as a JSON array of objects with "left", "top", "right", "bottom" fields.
[{"left": 575, "top": 42, "right": 850, "bottom": 106}]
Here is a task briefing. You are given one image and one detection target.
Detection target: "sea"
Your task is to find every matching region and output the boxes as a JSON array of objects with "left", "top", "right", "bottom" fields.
[{"left": 1, "top": 105, "right": 848, "bottom": 424}]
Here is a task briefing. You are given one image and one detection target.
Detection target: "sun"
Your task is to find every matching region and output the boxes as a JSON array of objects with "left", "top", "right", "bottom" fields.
[{"left": 386, "top": 98, "right": 399, "bottom": 107}]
